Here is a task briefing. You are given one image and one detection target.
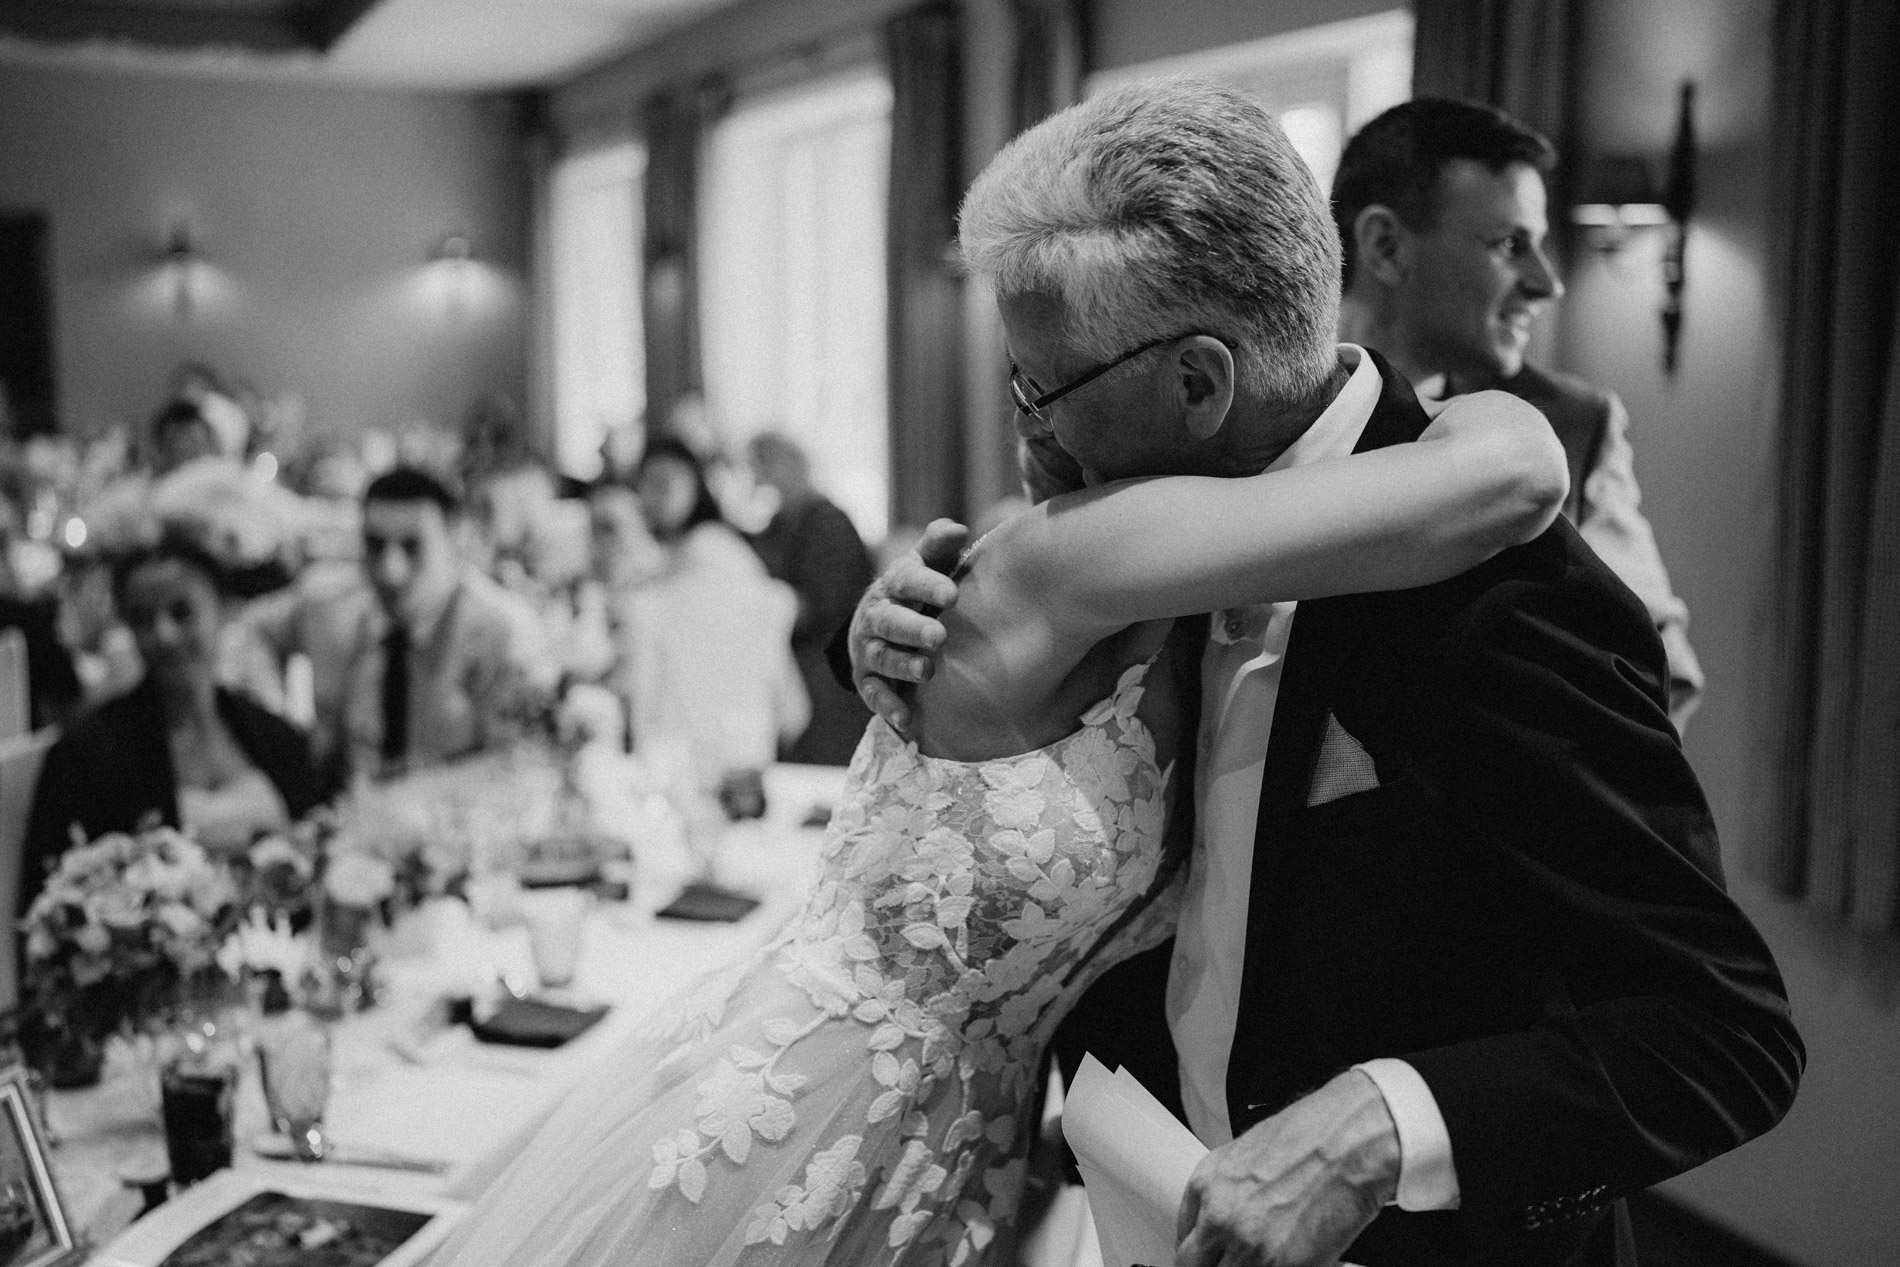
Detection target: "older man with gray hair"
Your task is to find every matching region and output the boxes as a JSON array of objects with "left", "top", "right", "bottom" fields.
[{"left": 848, "top": 77, "right": 1799, "bottom": 1267}]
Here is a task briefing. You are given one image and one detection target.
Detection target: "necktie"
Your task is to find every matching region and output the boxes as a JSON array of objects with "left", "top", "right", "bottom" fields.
[{"left": 381, "top": 622, "right": 411, "bottom": 766}]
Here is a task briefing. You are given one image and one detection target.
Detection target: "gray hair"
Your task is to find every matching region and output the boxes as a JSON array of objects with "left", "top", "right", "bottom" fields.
[{"left": 959, "top": 77, "right": 1340, "bottom": 405}]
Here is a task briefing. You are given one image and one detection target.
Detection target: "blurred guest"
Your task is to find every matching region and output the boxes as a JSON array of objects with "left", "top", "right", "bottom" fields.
[
  {"left": 148, "top": 400, "right": 220, "bottom": 476},
  {"left": 1334, "top": 98, "right": 1704, "bottom": 727},
  {"left": 240, "top": 467, "right": 552, "bottom": 786},
  {"left": 21, "top": 537, "right": 321, "bottom": 912},
  {"left": 461, "top": 393, "right": 558, "bottom": 571},
  {"left": 169, "top": 362, "right": 250, "bottom": 460},
  {"left": 0, "top": 463, "right": 81, "bottom": 728},
  {"left": 599, "top": 418, "right": 646, "bottom": 485},
  {"left": 587, "top": 479, "right": 664, "bottom": 591},
  {"left": 745, "top": 432, "right": 873, "bottom": 765},
  {"left": 619, "top": 438, "right": 807, "bottom": 778},
  {"left": 55, "top": 555, "right": 142, "bottom": 705}
]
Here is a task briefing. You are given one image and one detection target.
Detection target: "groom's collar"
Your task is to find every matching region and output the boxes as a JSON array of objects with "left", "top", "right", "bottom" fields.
[
  {"left": 1352, "top": 346, "right": 1437, "bottom": 455},
  {"left": 1266, "top": 345, "right": 1383, "bottom": 475}
]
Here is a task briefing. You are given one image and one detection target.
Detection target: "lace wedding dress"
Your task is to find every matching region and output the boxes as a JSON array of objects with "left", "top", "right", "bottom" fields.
[{"left": 432, "top": 658, "right": 1179, "bottom": 1267}]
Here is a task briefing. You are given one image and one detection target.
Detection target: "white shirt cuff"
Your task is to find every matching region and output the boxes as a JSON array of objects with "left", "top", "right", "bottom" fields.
[{"left": 1354, "top": 1058, "right": 1461, "bottom": 1211}]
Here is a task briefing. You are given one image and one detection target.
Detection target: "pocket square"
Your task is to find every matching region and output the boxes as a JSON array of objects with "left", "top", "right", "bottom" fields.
[{"left": 1307, "top": 712, "right": 1381, "bottom": 806}]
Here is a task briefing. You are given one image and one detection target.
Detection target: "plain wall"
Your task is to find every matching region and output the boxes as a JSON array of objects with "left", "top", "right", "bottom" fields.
[
  {"left": 0, "top": 61, "right": 530, "bottom": 442},
  {"left": 1557, "top": 1, "right": 1900, "bottom": 1263}
]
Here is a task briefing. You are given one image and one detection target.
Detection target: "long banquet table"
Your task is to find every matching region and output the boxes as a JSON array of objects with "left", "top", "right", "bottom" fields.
[{"left": 53, "top": 762, "right": 847, "bottom": 1261}]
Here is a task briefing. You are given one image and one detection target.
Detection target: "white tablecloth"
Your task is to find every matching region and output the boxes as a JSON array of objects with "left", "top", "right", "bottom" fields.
[{"left": 60, "top": 763, "right": 847, "bottom": 1260}]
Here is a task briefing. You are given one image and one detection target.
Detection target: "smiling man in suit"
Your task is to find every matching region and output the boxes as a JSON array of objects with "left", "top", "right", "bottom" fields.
[
  {"left": 1334, "top": 98, "right": 1705, "bottom": 732},
  {"left": 843, "top": 78, "right": 1801, "bottom": 1266}
]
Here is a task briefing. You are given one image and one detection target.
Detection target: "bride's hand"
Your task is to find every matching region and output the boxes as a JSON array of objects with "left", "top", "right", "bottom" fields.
[{"left": 848, "top": 519, "right": 968, "bottom": 735}]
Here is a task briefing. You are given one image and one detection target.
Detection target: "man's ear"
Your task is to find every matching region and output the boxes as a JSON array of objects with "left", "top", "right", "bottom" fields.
[
  {"left": 1173, "top": 336, "right": 1235, "bottom": 441},
  {"left": 1353, "top": 204, "right": 1412, "bottom": 287}
]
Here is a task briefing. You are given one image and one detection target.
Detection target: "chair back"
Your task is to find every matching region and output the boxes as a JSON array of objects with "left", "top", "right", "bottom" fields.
[
  {"left": 0, "top": 628, "right": 29, "bottom": 742},
  {"left": 0, "top": 730, "right": 54, "bottom": 1012}
]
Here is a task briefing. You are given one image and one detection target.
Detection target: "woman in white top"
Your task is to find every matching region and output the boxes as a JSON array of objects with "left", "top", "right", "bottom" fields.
[{"left": 621, "top": 437, "right": 808, "bottom": 777}]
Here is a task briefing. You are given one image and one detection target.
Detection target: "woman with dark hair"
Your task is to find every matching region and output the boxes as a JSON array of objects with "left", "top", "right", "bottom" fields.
[
  {"left": 618, "top": 436, "right": 809, "bottom": 776},
  {"left": 20, "top": 537, "right": 322, "bottom": 915},
  {"left": 632, "top": 435, "right": 726, "bottom": 548}
]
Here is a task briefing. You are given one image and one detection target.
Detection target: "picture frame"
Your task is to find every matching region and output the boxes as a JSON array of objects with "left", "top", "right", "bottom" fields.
[
  {"left": 0, "top": 1067, "right": 81, "bottom": 1267},
  {"left": 92, "top": 1171, "right": 466, "bottom": 1267}
]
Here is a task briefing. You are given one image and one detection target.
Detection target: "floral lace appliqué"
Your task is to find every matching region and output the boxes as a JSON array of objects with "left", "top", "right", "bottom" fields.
[{"left": 649, "top": 658, "right": 1176, "bottom": 1261}]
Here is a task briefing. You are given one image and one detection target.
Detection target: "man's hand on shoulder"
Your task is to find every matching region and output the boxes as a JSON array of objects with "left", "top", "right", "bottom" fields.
[
  {"left": 848, "top": 519, "right": 968, "bottom": 735},
  {"left": 1175, "top": 1070, "right": 1400, "bottom": 1267}
]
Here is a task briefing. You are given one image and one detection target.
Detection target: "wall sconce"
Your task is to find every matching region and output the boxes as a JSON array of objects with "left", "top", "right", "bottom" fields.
[
  {"left": 1570, "top": 80, "right": 1697, "bottom": 375},
  {"left": 157, "top": 222, "right": 202, "bottom": 318},
  {"left": 1571, "top": 157, "right": 1669, "bottom": 252},
  {"left": 429, "top": 233, "right": 473, "bottom": 265}
]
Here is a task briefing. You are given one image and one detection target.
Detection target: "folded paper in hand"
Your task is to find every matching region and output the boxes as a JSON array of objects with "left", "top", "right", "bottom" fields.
[
  {"left": 1062, "top": 1055, "right": 1365, "bottom": 1267},
  {"left": 1061, "top": 1055, "right": 1204, "bottom": 1267}
]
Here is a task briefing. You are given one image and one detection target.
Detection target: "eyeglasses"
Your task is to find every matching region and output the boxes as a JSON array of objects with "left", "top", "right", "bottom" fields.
[{"left": 1009, "top": 333, "right": 1184, "bottom": 427}]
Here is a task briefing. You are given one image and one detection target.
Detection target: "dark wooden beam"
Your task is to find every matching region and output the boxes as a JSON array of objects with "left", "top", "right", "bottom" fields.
[{"left": 0, "top": 0, "right": 383, "bottom": 54}]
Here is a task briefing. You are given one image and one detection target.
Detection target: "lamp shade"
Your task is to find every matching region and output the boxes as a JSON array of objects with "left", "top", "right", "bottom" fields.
[{"left": 1578, "top": 155, "right": 1660, "bottom": 207}]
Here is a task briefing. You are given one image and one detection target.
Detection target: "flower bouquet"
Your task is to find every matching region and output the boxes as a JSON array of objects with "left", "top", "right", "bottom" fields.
[{"left": 19, "top": 825, "right": 243, "bottom": 1086}]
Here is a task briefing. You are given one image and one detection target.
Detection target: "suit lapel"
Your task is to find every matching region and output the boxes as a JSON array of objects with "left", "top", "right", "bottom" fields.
[{"left": 1226, "top": 349, "right": 1434, "bottom": 1120}]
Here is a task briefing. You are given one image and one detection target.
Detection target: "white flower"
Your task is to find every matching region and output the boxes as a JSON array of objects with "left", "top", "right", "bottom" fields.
[
  {"left": 89, "top": 885, "right": 146, "bottom": 930},
  {"left": 218, "top": 910, "right": 308, "bottom": 979},
  {"left": 744, "top": 1135, "right": 867, "bottom": 1245},
  {"left": 873, "top": 1138, "right": 947, "bottom": 1214},
  {"left": 1063, "top": 726, "right": 1139, "bottom": 805},
  {"left": 156, "top": 902, "right": 206, "bottom": 940},
  {"left": 694, "top": 1058, "right": 797, "bottom": 1147},
  {"left": 324, "top": 852, "right": 395, "bottom": 907},
  {"left": 982, "top": 759, "right": 1050, "bottom": 831},
  {"left": 779, "top": 938, "right": 862, "bottom": 1015}
]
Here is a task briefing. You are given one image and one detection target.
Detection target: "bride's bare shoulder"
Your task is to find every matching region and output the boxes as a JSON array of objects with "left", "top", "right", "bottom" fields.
[{"left": 910, "top": 521, "right": 1172, "bottom": 762}]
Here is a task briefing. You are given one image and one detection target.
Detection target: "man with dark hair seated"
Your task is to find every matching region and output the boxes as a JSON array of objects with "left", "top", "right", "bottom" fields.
[
  {"left": 241, "top": 465, "right": 552, "bottom": 786},
  {"left": 1333, "top": 97, "right": 1704, "bottom": 728}
]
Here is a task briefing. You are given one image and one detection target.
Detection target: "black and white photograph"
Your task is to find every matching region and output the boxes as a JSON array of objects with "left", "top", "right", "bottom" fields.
[
  {"left": 0, "top": 1072, "right": 79, "bottom": 1267},
  {"left": 0, "top": 1, "right": 1892, "bottom": 1266}
]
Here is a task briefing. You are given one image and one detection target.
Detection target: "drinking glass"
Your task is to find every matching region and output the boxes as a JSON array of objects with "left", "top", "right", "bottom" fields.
[
  {"left": 522, "top": 887, "right": 591, "bottom": 990},
  {"left": 160, "top": 1062, "right": 236, "bottom": 1185},
  {"left": 255, "top": 1009, "right": 333, "bottom": 1161}
]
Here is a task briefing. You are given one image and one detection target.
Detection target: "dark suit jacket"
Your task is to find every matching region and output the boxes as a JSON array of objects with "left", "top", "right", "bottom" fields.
[
  {"left": 21, "top": 678, "right": 324, "bottom": 915},
  {"left": 1495, "top": 363, "right": 1611, "bottom": 527},
  {"left": 1053, "top": 351, "right": 1801, "bottom": 1266},
  {"left": 750, "top": 496, "right": 875, "bottom": 765}
]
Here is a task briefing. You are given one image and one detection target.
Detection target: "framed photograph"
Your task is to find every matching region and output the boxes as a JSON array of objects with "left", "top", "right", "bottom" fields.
[
  {"left": 93, "top": 1171, "right": 465, "bottom": 1267},
  {"left": 0, "top": 1068, "right": 81, "bottom": 1267}
]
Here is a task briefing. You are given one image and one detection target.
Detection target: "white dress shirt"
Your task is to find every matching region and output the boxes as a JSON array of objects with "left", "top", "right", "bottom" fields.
[{"left": 1165, "top": 345, "right": 1459, "bottom": 1211}]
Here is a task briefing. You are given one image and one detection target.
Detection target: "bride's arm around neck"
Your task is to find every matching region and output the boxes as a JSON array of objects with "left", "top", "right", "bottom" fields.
[{"left": 911, "top": 390, "right": 1567, "bottom": 749}]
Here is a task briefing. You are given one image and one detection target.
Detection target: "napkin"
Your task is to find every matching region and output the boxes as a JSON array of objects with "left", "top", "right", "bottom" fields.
[
  {"left": 655, "top": 880, "right": 760, "bottom": 922},
  {"left": 468, "top": 997, "right": 608, "bottom": 1048}
]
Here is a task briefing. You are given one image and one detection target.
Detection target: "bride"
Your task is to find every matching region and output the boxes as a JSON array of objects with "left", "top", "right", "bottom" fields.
[
  {"left": 433, "top": 79, "right": 1568, "bottom": 1267},
  {"left": 431, "top": 391, "right": 1564, "bottom": 1267}
]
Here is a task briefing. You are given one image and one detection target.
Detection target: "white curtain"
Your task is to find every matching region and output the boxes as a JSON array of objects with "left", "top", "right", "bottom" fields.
[
  {"left": 699, "top": 68, "right": 893, "bottom": 544},
  {"left": 550, "top": 141, "right": 646, "bottom": 481}
]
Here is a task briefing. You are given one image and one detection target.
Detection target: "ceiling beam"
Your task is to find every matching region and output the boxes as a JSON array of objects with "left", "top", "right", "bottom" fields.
[{"left": 0, "top": 0, "right": 383, "bottom": 55}]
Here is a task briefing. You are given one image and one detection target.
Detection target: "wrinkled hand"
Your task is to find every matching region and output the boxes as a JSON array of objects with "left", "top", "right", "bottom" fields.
[
  {"left": 848, "top": 519, "right": 969, "bottom": 735},
  {"left": 1175, "top": 1071, "right": 1400, "bottom": 1267}
]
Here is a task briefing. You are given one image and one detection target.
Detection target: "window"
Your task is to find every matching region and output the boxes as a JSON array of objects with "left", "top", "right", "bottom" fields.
[
  {"left": 1088, "top": 10, "right": 1413, "bottom": 194},
  {"left": 699, "top": 68, "right": 893, "bottom": 544},
  {"left": 550, "top": 141, "right": 645, "bottom": 481}
]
